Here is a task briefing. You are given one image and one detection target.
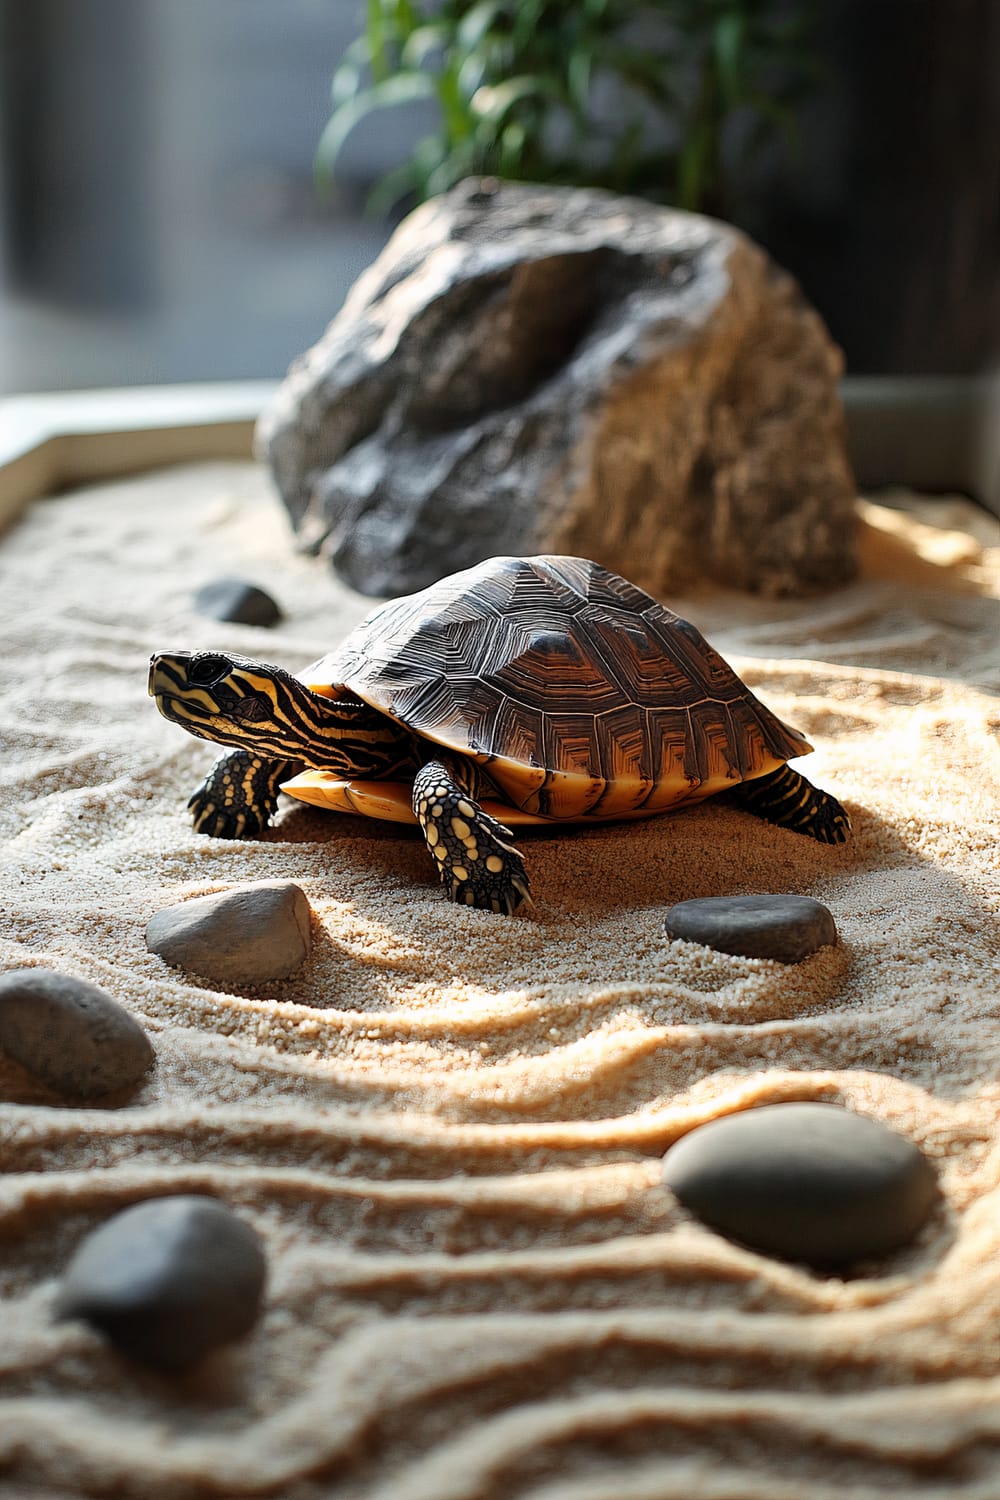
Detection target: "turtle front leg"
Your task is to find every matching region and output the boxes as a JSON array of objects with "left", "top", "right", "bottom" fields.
[
  {"left": 729, "top": 765, "right": 850, "bottom": 844},
  {"left": 188, "top": 750, "right": 301, "bottom": 839},
  {"left": 412, "top": 758, "right": 532, "bottom": 915}
]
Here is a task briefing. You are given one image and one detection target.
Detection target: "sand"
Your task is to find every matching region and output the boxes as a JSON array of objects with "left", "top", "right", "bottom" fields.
[{"left": 0, "top": 462, "right": 998, "bottom": 1499}]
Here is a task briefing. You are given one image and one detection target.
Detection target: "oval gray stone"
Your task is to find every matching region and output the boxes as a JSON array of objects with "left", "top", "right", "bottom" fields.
[
  {"left": 0, "top": 969, "right": 154, "bottom": 1098},
  {"left": 662, "top": 1102, "right": 939, "bottom": 1266},
  {"left": 193, "top": 577, "right": 283, "bottom": 627},
  {"left": 55, "top": 1195, "right": 267, "bottom": 1371},
  {"left": 664, "top": 894, "right": 837, "bottom": 962},
  {"left": 146, "top": 880, "right": 312, "bottom": 983}
]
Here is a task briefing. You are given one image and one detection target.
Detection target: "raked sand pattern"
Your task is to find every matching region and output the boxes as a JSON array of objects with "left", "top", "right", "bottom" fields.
[{"left": 1, "top": 464, "right": 999, "bottom": 1499}]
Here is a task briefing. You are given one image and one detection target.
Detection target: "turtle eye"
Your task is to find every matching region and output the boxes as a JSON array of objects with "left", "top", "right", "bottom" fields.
[{"left": 188, "top": 654, "right": 232, "bottom": 686}]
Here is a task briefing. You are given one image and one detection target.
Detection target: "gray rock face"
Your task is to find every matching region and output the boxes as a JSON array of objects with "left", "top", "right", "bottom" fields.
[
  {"left": 258, "top": 179, "right": 857, "bottom": 600},
  {"left": 664, "top": 894, "right": 837, "bottom": 962},
  {"left": 0, "top": 969, "right": 154, "bottom": 1098},
  {"left": 661, "top": 1102, "right": 939, "bottom": 1266},
  {"left": 56, "top": 1195, "right": 267, "bottom": 1371},
  {"left": 145, "top": 881, "right": 312, "bottom": 983}
]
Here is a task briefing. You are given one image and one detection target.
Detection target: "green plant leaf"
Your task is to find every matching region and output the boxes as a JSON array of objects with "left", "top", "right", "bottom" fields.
[
  {"left": 498, "top": 119, "right": 528, "bottom": 175},
  {"left": 465, "top": 53, "right": 498, "bottom": 104},
  {"left": 567, "top": 47, "right": 592, "bottom": 116},
  {"left": 365, "top": 127, "right": 449, "bottom": 214},
  {"left": 331, "top": 35, "right": 379, "bottom": 108},
  {"left": 321, "top": 0, "right": 824, "bottom": 218},
  {"left": 426, "top": 138, "right": 478, "bottom": 196},
  {"left": 438, "top": 57, "right": 476, "bottom": 140},
  {"left": 400, "top": 23, "right": 448, "bottom": 70},
  {"left": 315, "top": 71, "right": 438, "bottom": 179},
  {"left": 366, "top": 0, "right": 390, "bottom": 83},
  {"left": 678, "top": 119, "right": 716, "bottom": 211},
  {"left": 366, "top": 158, "right": 425, "bottom": 218},
  {"left": 470, "top": 73, "right": 563, "bottom": 127},
  {"left": 512, "top": 0, "right": 548, "bottom": 49},
  {"left": 457, "top": 0, "right": 509, "bottom": 52},
  {"left": 713, "top": 11, "right": 746, "bottom": 106}
]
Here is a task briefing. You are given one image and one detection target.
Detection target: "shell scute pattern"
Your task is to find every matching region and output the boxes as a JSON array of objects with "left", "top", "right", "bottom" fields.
[{"left": 314, "top": 556, "right": 811, "bottom": 821}]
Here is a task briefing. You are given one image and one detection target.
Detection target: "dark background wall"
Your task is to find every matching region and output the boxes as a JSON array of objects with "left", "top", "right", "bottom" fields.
[
  {"left": 748, "top": 0, "right": 1000, "bottom": 376},
  {"left": 0, "top": 0, "right": 996, "bottom": 395}
]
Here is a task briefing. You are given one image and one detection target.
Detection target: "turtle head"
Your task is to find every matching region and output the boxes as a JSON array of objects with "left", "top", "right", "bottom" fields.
[
  {"left": 149, "top": 650, "right": 414, "bottom": 776},
  {"left": 148, "top": 650, "right": 344, "bottom": 762}
]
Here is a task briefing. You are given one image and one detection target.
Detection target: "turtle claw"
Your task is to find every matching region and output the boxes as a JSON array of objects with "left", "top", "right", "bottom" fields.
[
  {"left": 413, "top": 758, "right": 533, "bottom": 915},
  {"left": 187, "top": 788, "right": 268, "bottom": 840},
  {"left": 450, "top": 853, "right": 533, "bottom": 915},
  {"left": 186, "top": 750, "right": 289, "bottom": 840},
  {"left": 445, "top": 808, "right": 533, "bottom": 914}
]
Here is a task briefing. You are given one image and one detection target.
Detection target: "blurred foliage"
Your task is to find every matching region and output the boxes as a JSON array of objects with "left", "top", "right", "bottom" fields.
[{"left": 318, "top": 0, "right": 823, "bottom": 216}]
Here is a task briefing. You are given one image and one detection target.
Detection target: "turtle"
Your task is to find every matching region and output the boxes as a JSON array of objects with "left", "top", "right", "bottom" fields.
[{"left": 148, "top": 554, "right": 849, "bottom": 915}]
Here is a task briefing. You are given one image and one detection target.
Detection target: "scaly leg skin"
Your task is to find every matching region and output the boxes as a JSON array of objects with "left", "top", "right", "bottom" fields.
[
  {"left": 187, "top": 750, "right": 301, "bottom": 839},
  {"left": 729, "top": 764, "right": 850, "bottom": 844},
  {"left": 412, "top": 758, "right": 532, "bottom": 914}
]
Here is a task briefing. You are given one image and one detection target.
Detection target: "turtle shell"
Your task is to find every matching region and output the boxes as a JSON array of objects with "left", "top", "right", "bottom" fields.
[{"left": 287, "top": 555, "right": 811, "bottom": 824}]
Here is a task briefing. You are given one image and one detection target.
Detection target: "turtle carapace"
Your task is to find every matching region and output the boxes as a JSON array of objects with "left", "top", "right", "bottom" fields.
[{"left": 149, "top": 555, "right": 849, "bottom": 914}]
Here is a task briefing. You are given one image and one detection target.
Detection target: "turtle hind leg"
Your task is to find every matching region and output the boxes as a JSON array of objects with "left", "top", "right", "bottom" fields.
[
  {"left": 729, "top": 764, "right": 851, "bottom": 845},
  {"left": 188, "top": 750, "right": 300, "bottom": 839},
  {"left": 412, "top": 758, "right": 532, "bottom": 915}
]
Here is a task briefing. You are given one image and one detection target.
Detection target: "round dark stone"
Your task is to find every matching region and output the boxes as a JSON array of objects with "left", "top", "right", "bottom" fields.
[
  {"left": 193, "top": 577, "right": 283, "bottom": 627},
  {"left": 0, "top": 968, "right": 154, "bottom": 1098},
  {"left": 664, "top": 894, "right": 837, "bottom": 963},
  {"left": 661, "top": 1102, "right": 939, "bottom": 1266},
  {"left": 55, "top": 1195, "right": 267, "bottom": 1372}
]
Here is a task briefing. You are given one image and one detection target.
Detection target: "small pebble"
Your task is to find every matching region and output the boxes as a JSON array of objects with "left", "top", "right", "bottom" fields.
[
  {"left": 55, "top": 1196, "right": 267, "bottom": 1371},
  {"left": 661, "top": 1102, "right": 938, "bottom": 1266},
  {"left": 145, "top": 880, "right": 312, "bottom": 982},
  {"left": 0, "top": 969, "right": 154, "bottom": 1098},
  {"left": 193, "top": 577, "right": 283, "bottom": 627},
  {"left": 664, "top": 893, "right": 837, "bottom": 962}
]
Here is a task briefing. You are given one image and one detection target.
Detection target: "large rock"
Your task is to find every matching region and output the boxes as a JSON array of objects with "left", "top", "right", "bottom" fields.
[{"left": 258, "top": 179, "right": 857, "bottom": 600}]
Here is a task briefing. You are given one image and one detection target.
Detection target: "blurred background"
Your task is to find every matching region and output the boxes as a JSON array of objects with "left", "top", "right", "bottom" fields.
[{"left": 0, "top": 0, "right": 997, "bottom": 398}]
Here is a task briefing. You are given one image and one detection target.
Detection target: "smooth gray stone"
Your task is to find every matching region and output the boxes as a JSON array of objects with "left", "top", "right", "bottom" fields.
[
  {"left": 664, "top": 893, "right": 837, "bottom": 962},
  {"left": 193, "top": 577, "right": 283, "bottom": 627},
  {"left": 662, "top": 1102, "right": 939, "bottom": 1266},
  {"left": 146, "top": 880, "right": 312, "bottom": 983},
  {"left": 55, "top": 1195, "right": 267, "bottom": 1371},
  {"left": 257, "top": 179, "right": 856, "bottom": 601},
  {"left": 0, "top": 969, "right": 154, "bottom": 1098}
]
